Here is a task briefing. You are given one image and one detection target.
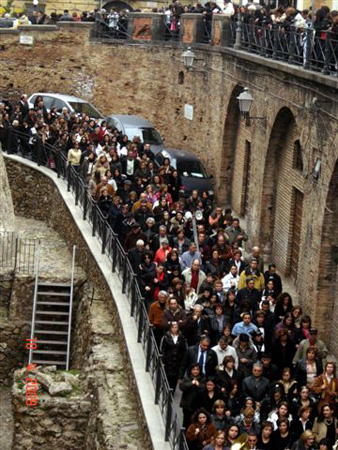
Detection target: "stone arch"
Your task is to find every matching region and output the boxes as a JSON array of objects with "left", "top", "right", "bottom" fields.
[
  {"left": 218, "top": 84, "right": 243, "bottom": 204},
  {"left": 103, "top": 1, "right": 134, "bottom": 12},
  {"left": 260, "top": 107, "right": 303, "bottom": 275},
  {"left": 316, "top": 159, "right": 338, "bottom": 344}
]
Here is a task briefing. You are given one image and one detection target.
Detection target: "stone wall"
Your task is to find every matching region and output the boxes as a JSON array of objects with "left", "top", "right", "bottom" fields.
[
  {"left": 4, "top": 158, "right": 153, "bottom": 448},
  {"left": 1, "top": 24, "right": 337, "bottom": 351},
  {"left": 0, "top": 320, "right": 30, "bottom": 386},
  {"left": 12, "top": 366, "right": 91, "bottom": 450}
]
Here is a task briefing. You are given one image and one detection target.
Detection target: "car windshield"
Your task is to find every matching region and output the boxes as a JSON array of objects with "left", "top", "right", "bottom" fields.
[
  {"left": 69, "top": 102, "right": 104, "bottom": 119},
  {"left": 177, "top": 160, "right": 208, "bottom": 178},
  {"left": 127, "top": 128, "right": 162, "bottom": 144}
]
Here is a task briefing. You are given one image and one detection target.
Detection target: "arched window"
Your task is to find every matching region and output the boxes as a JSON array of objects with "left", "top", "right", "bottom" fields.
[
  {"left": 178, "top": 71, "right": 184, "bottom": 85},
  {"left": 293, "top": 139, "right": 303, "bottom": 171}
]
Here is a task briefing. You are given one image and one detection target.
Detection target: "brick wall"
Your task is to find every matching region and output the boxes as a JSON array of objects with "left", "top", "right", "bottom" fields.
[{"left": 0, "top": 26, "right": 337, "bottom": 355}]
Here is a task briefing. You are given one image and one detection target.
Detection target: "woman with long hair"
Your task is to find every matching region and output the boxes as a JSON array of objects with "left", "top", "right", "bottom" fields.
[
  {"left": 186, "top": 408, "right": 217, "bottom": 450},
  {"left": 275, "top": 312, "right": 297, "bottom": 343},
  {"left": 215, "top": 356, "right": 239, "bottom": 393},
  {"left": 203, "top": 430, "right": 228, "bottom": 450},
  {"left": 290, "top": 430, "right": 317, "bottom": 450},
  {"left": 278, "top": 367, "right": 299, "bottom": 403},
  {"left": 271, "top": 418, "right": 293, "bottom": 450},
  {"left": 211, "top": 400, "right": 228, "bottom": 432},
  {"left": 312, "top": 362, "right": 338, "bottom": 414},
  {"left": 275, "top": 293, "right": 293, "bottom": 321},
  {"left": 224, "top": 423, "right": 240, "bottom": 447},
  {"left": 295, "top": 315, "right": 312, "bottom": 346}
]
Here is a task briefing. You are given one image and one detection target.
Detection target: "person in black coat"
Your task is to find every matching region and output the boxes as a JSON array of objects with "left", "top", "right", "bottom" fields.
[
  {"left": 179, "top": 336, "right": 214, "bottom": 380},
  {"left": 179, "top": 363, "right": 206, "bottom": 428},
  {"left": 264, "top": 265, "right": 283, "bottom": 298},
  {"left": 128, "top": 240, "right": 145, "bottom": 276},
  {"left": 160, "top": 323, "right": 188, "bottom": 393},
  {"left": 121, "top": 149, "right": 139, "bottom": 180},
  {"left": 294, "top": 347, "right": 323, "bottom": 388},
  {"left": 139, "top": 252, "right": 157, "bottom": 309},
  {"left": 185, "top": 306, "right": 211, "bottom": 347},
  {"left": 290, "top": 406, "right": 313, "bottom": 443},
  {"left": 163, "top": 249, "right": 182, "bottom": 283},
  {"left": 198, "top": 377, "right": 224, "bottom": 414},
  {"left": 271, "top": 329, "right": 296, "bottom": 378}
]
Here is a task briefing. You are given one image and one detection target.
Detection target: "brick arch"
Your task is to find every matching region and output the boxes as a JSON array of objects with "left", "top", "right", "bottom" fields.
[
  {"left": 316, "top": 159, "right": 338, "bottom": 347},
  {"left": 260, "top": 107, "right": 303, "bottom": 274},
  {"left": 218, "top": 84, "right": 243, "bottom": 204},
  {"left": 103, "top": 1, "right": 134, "bottom": 11}
]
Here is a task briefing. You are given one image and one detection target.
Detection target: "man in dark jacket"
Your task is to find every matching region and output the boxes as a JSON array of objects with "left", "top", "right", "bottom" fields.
[
  {"left": 242, "top": 363, "right": 270, "bottom": 403},
  {"left": 264, "top": 264, "right": 283, "bottom": 298},
  {"left": 124, "top": 223, "right": 146, "bottom": 252},
  {"left": 179, "top": 335, "right": 214, "bottom": 379}
]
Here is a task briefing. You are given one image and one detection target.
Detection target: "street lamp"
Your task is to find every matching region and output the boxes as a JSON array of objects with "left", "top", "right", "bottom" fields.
[
  {"left": 182, "top": 47, "right": 196, "bottom": 70},
  {"left": 237, "top": 87, "right": 266, "bottom": 126}
]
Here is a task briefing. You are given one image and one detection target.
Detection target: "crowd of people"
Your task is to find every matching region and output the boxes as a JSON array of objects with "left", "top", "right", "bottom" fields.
[{"left": 1, "top": 93, "right": 338, "bottom": 450}]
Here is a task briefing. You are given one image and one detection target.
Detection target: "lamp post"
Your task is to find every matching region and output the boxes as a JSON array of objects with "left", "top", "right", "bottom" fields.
[
  {"left": 237, "top": 87, "right": 266, "bottom": 126},
  {"left": 182, "top": 47, "right": 196, "bottom": 70}
]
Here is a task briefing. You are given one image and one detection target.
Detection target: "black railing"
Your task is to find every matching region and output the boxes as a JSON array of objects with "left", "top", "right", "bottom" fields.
[
  {"left": 232, "top": 20, "right": 338, "bottom": 76},
  {"left": 0, "top": 231, "right": 39, "bottom": 274},
  {"left": 1, "top": 127, "right": 188, "bottom": 450},
  {"left": 91, "top": 15, "right": 129, "bottom": 40}
]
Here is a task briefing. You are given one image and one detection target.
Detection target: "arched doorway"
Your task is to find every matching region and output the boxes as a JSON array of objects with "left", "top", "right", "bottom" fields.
[
  {"left": 218, "top": 84, "right": 242, "bottom": 204},
  {"left": 316, "top": 160, "right": 338, "bottom": 345},
  {"left": 103, "top": 1, "right": 133, "bottom": 11},
  {"left": 260, "top": 107, "right": 303, "bottom": 275}
]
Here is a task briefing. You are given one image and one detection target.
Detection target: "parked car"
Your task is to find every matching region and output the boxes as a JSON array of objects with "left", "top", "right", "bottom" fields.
[
  {"left": 27, "top": 93, "right": 105, "bottom": 122},
  {"left": 106, "top": 114, "right": 164, "bottom": 154},
  {"left": 154, "top": 148, "right": 214, "bottom": 198}
]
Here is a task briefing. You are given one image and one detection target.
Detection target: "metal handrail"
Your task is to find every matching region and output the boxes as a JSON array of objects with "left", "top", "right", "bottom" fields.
[
  {"left": 28, "top": 242, "right": 40, "bottom": 365},
  {"left": 3, "top": 127, "right": 189, "bottom": 450},
  {"left": 66, "top": 245, "right": 76, "bottom": 370}
]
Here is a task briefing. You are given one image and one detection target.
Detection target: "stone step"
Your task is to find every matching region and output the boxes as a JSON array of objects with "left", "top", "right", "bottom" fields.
[
  {"left": 36, "top": 310, "right": 69, "bottom": 316},
  {"left": 33, "top": 350, "right": 67, "bottom": 355},
  {"left": 37, "top": 301, "right": 70, "bottom": 306},
  {"left": 35, "top": 320, "right": 68, "bottom": 325},
  {"left": 35, "top": 330, "right": 68, "bottom": 335}
]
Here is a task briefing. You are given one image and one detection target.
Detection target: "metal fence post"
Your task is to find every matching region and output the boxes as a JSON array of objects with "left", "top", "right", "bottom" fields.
[
  {"left": 67, "top": 166, "right": 71, "bottom": 192},
  {"left": 272, "top": 24, "right": 278, "bottom": 60},
  {"left": 137, "top": 302, "right": 144, "bottom": 343},
  {"left": 288, "top": 24, "right": 296, "bottom": 64},
  {"left": 83, "top": 193, "right": 88, "bottom": 220},
  {"left": 75, "top": 176, "right": 79, "bottom": 205},
  {"left": 112, "top": 237, "right": 117, "bottom": 273},
  {"left": 303, "top": 26, "right": 313, "bottom": 70},
  {"left": 101, "top": 222, "right": 107, "bottom": 254},
  {"left": 92, "top": 207, "right": 96, "bottom": 237},
  {"left": 130, "top": 277, "right": 136, "bottom": 317},
  {"left": 179, "top": 428, "right": 186, "bottom": 450},
  {"left": 165, "top": 389, "right": 173, "bottom": 441},
  {"left": 146, "top": 326, "right": 152, "bottom": 371},
  {"left": 122, "top": 257, "right": 127, "bottom": 293},
  {"left": 155, "top": 354, "right": 162, "bottom": 404},
  {"left": 13, "top": 235, "right": 19, "bottom": 273},
  {"left": 6, "top": 127, "right": 12, "bottom": 153},
  {"left": 323, "top": 31, "right": 331, "bottom": 75}
]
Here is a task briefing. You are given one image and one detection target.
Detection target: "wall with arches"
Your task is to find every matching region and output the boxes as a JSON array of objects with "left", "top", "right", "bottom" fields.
[{"left": 1, "top": 27, "right": 337, "bottom": 353}]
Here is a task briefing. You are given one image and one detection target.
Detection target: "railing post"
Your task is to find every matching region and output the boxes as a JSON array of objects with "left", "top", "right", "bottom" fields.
[
  {"left": 13, "top": 235, "right": 19, "bottom": 273},
  {"left": 234, "top": 12, "right": 242, "bottom": 50},
  {"left": 112, "top": 237, "right": 117, "bottom": 273},
  {"left": 272, "top": 24, "right": 278, "bottom": 60},
  {"left": 165, "top": 389, "right": 173, "bottom": 441},
  {"left": 130, "top": 277, "right": 136, "bottom": 317},
  {"left": 146, "top": 326, "right": 152, "bottom": 371},
  {"left": 83, "top": 193, "right": 88, "bottom": 220},
  {"left": 75, "top": 176, "right": 79, "bottom": 205},
  {"left": 155, "top": 354, "right": 162, "bottom": 404},
  {"left": 248, "top": 20, "right": 253, "bottom": 52},
  {"left": 6, "top": 127, "right": 12, "bottom": 153},
  {"left": 37, "top": 137, "right": 43, "bottom": 166},
  {"left": 179, "top": 428, "right": 186, "bottom": 450},
  {"left": 137, "top": 302, "right": 144, "bottom": 343},
  {"left": 101, "top": 222, "right": 107, "bottom": 254},
  {"left": 67, "top": 166, "right": 71, "bottom": 192},
  {"left": 122, "top": 257, "right": 127, "bottom": 293},
  {"left": 288, "top": 24, "right": 296, "bottom": 64},
  {"left": 92, "top": 206, "right": 97, "bottom": 237},
  {"left": 260, "top": 20, "right": 266, "bottom": 57},
  {"left": 303, "top": 25, "right": 313, "bottom": 70},
  {"left": 323, "top": 31, "right": 331, "bottom": 75}
]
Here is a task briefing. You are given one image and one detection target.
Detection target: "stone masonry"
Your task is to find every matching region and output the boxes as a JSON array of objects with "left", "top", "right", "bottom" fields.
[{"left": 1, "top": 23, "right": 337, "bottom": 352}]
